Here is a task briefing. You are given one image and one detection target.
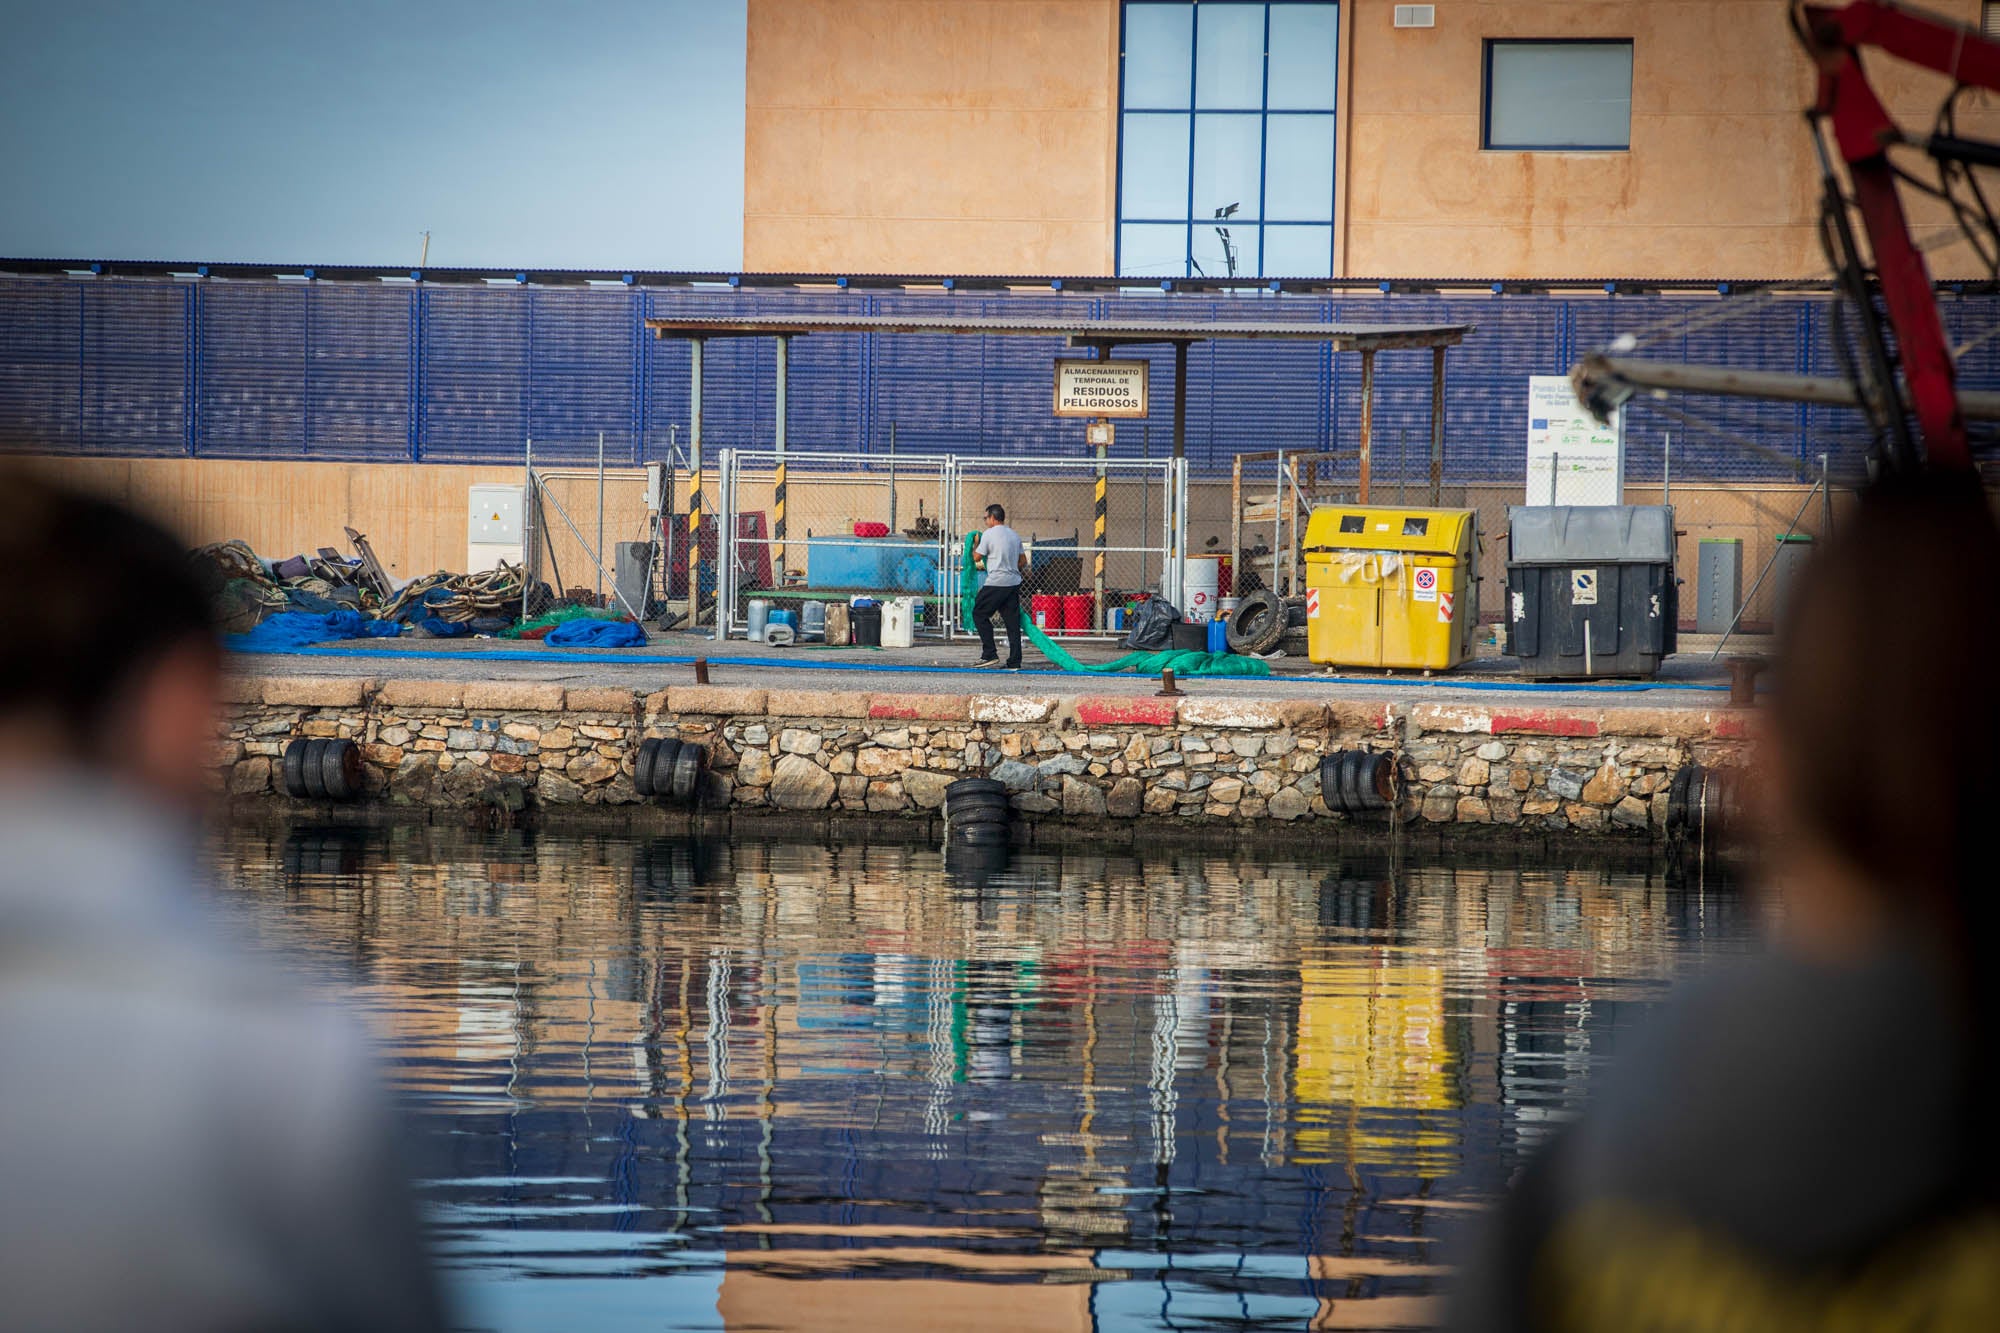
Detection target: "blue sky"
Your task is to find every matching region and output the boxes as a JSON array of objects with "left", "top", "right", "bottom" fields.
[{"left": 0, "top": 0, "right": 747, "bottom": 269}]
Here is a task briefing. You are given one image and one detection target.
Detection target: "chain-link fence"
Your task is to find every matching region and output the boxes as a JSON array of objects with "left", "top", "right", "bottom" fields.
[
  {"left": 718, "top": 450, "right": 955, "bottom": 639},
  {"left": 711, "top": 451, "right": 1183, "bottom": 641},
  {"left": 947, "top": 455, "right": 1182, "bottom": 639}
]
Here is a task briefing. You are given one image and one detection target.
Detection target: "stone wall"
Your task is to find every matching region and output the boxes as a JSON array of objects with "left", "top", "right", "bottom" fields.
[{"left": 215, "top": 677, "right": 1753, "bottom": 837}]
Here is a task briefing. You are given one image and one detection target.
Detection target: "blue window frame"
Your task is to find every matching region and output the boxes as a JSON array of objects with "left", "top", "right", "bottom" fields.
[
  {"left": 1482, "top": 39, "right": 1633, "bottom": 151},
  {"left": 1116, "top": 2, "right": 1340, "bottom": 279}
]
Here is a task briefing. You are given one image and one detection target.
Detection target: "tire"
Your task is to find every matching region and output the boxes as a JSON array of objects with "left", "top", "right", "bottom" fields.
[
  {"left": 1356, "top": 752, "right": 1393, "bottom": 809},
  {"left": 669, "top": 744, "right": 708, "bottom": 804},
  {"left": 318, "top": 738, "right": 362, "bottom": 801},
  {"left": 952, "top": 822, "right": 1012, "bottom": 846},
  {"left": 634, "top": 738, "right": 662, "bottom": 797},
  {"left": 300, "top": 739, "right": 328, "bottom": 798},
  {"left": 1225, "top": 589, "right": 1287, "bottom": 656},
  {"left": 282, "top": 739, "right": 312, "bottom": 798},
  {"left": 947, "top": 806, "right": 1011, "bottom": 827},
  {"left": 1339, "top": 750, "right": 1365, "bottom": 815},
  {"left": 1318, "top": 754, "right": 1343, "bottom": 810},
  {"left": 945, "top": 791, "right": 1012, "bottom": 814},
  {"left": 946, "top": 778, "right": 1007, "bottom": 800},
  {"left": 646, "top": 739, "right": 683, "bottom": 801},
  {"left": 1666, "top": 766, "right": 1695, "bottom": 836}
]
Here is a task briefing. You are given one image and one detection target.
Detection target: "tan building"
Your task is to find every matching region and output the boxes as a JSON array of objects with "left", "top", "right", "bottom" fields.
[{"left": 745, "top": 0, "right": 1998, "bottom": 280}]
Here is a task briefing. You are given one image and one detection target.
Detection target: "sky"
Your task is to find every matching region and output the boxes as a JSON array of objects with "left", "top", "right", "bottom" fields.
[{"left": 0, "top": 0, "right": 747, "bottom": 269}]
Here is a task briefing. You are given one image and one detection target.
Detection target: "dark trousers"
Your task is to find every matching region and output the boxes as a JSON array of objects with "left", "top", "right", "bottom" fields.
[{"left": 972, "top": 583, "right": 1023, "bottom": 665}]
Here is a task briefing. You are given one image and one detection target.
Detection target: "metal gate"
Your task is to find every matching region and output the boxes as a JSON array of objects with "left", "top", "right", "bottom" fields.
[
  {"left": 718, "top": 450, "right": 954, "bottom": 639},
  {"left": 945, "top": 455, "right": 1185, "bottom": 640}
]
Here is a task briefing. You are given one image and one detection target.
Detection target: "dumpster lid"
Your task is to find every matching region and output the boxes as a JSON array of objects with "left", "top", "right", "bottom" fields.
[
  {"left": 1304, "top": 505, "right": 1475, "bottom": 556},
  {"left": 1507, "top": 506, "right": 1675, "bottom": 563}
]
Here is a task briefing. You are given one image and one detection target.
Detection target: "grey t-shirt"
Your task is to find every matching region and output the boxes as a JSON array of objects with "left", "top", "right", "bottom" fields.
[{"left": 975, "top": 524, "right": 1025, "bottom": 587}]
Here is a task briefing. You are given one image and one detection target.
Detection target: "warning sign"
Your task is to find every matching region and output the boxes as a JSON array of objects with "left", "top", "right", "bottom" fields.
[
  {"left": 1306, "top": 588, "right": 1321, "bottom": 619},
  {"left": 1054, "top": 359, "right": 1150, "bottom": 418},
  {"left": 1438, "top": 592, "right": 1454, "bottom": 623},
  {"left": 1412, "top": 566, "right": 1438, "bottom": 602},
  {"left": 1571, "top": 568, "right": 1599, "bottom": 606}
]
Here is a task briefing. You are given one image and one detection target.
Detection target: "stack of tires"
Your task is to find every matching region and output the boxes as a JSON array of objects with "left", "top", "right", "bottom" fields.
[
  {"left": 634, "top": 738, "right": 710, "bottom": 807},
  {"left": 944, "top": 778, "right": 1012, "bottom": 846},
  {"left": 281, "top": 737, "right": 364, "bottom": 801},
  {"left": 1318, "top": 750, "right": 1396, "bottom": 816}
]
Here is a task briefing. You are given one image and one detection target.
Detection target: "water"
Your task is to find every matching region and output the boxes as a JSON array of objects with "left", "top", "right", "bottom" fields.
[{"left": 207, "top": 826, "right": 1759, "bottom": 1332}]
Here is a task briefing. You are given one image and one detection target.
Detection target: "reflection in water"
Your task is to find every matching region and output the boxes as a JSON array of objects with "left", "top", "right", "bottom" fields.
[{"left": 208, "top": 826, "right": 1758, "bottom": 1332}]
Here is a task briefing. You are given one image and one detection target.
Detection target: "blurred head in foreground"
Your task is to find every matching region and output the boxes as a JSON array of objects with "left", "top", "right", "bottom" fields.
[
  {"left": 0, "top": 466, "right": 221, "bottom": 804},
  {"left": 0, "top": 466, "right": 444, "bottom": 1333},
  {"left": 1451, "top": 471, "right": 2000, "bottom": 1333}
]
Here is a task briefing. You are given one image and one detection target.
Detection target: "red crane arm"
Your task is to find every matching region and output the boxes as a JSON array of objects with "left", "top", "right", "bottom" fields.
[{"left": 1799, "top": 1, "right": 2000, "bottom": 471}]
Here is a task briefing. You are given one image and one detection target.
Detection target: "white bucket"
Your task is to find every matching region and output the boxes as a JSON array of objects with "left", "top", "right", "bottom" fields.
[
  {"left": 1184, "top": 556, "right": 1222, "bottom": 623},
  {"left": 881, "top": 596, "right": 916, "bottom": 648}
]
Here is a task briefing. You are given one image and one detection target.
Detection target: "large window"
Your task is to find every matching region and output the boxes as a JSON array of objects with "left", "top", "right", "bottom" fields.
[
  {"left": 1482, "top": 40, "right": 1633, "bottom": 151},
  {"left": 1117, "top": 2, "right": 1340, "bottom": 279}
]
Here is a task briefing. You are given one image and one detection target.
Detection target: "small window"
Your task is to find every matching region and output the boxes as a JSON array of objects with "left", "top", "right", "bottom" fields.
[
  {"left": 1483, "top": 40, "right": 1633, "bottom": 151},
  {"left": 1986, "top": 1, "right": 2000, "bottom": 40},
  {"left": 1402, "top": 517, "right": 1429, "bottom": 537},
  {"left": 1339, "top": 514, "right": 1366, "bottom": 534}
]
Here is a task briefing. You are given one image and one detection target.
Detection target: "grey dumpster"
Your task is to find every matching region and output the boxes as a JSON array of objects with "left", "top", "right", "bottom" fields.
[{"left": 1505, "top": 506, "right": 1678, "bottom": 678}]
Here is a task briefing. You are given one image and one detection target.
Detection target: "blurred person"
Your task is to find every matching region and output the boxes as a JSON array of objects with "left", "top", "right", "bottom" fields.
[
  {"left": 1451, "top": 473, "right": 2000, "bottom": 1331},
  {"left": 970, "top": 503, "right": 1028, "bottom": 670},
  {"left": 0, "top": 468, "right": 446, "bottom": 1333}
]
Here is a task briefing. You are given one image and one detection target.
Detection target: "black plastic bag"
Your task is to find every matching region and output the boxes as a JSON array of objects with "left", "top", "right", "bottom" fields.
[{"left": 1123, "top": 597, "right": 1181, "bottom": 651}]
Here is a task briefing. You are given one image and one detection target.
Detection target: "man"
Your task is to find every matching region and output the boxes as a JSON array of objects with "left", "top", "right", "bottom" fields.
[
  {"left": 0, "top": 468, "right": 446, "bottom": 1333},
  {"left": 970, "top": 502, "right": 1029, "bottom": 669}
]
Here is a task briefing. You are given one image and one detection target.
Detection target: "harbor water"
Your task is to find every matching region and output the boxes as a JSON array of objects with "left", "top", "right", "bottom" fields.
[{"left": 207, "top": 826, "right": 1759, "bottom": 1332}]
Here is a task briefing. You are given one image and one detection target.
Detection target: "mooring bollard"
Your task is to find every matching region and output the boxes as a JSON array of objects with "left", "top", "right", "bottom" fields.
[
  {"left": 1156, "top": 667, "right": 1183, "bottom": 697},
  {"left": 1725, "top": 654, "right": 1767, "bottom": 708},
  {"left": 694, "top": 658, "right": 710, "bottom": 685}
]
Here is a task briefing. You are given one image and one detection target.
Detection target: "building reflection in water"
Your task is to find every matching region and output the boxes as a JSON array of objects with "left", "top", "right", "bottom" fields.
[{"left": 207, "top": 826, "right": 1756, "bottom": 1332}]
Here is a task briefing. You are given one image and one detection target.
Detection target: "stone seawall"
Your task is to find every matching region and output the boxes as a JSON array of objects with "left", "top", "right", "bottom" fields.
[{"left": 215, "top": 677, "right": 1754, "bottom": 837}]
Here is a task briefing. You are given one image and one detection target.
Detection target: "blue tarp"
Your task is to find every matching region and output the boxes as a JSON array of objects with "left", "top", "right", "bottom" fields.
[
  {"left": 226, "top": 610, "right": 402, "bottom": 652},
  {"left": 545, "top": 619, "right": 648, "bottom": 648}
]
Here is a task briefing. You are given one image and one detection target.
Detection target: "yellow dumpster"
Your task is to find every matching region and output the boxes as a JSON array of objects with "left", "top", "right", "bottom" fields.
[{"left": 1304, "top": 504, "right": 1479, "bottom": 669}]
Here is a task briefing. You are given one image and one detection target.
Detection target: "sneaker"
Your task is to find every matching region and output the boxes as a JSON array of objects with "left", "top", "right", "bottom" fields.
[{"left": 973, "top": 657, "right": 1003, "bottom": 669}]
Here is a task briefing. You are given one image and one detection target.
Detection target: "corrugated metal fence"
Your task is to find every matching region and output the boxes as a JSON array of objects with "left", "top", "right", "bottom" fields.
[{"left": 4, "top": 274, "right": 1996, "bottom": 481}]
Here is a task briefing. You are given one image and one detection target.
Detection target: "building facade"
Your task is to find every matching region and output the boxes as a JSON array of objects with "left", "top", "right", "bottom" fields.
[{"left": 744, "top": 0, "right": 1997, "bottom": 280}]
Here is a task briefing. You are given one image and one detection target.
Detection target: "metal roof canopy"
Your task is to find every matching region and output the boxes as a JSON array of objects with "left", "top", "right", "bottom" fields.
[{"left": 644, "top": 312, "right": 1472, "bottom": 506}]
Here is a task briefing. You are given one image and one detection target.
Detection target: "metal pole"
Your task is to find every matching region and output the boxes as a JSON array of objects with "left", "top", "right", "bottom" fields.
[
  {"left": 1399, "top": 429, "right": 1407, "bottom": 505},
  {"left": 774, "top": 334, "right": 788, "bottom": 584},
  {"left": 888, "top": 421, "right": 898, "bottom": 533},
  {"left": 689, "top": 338, "right": 705, "bottom": 630},
  {"left": 1820, "top": 452, "right": 1832, "bottom": 537},
  {"left": 1358, "top": 349, "right": 1376, "bottom": 503},
  {"left": 596, "top": 430, "right": 605, "bottom": 601},
  {"left": 1272, "top": 449, "right": 1283, "bottom": 594},
  {"left": 1430, "top": 345, "right": 1445, "bottom": 504},
  {"left": 1172, "top": 344, "right": 1188, "bottom": 600},
  {"left": 1550, "top": 451, "right": 1560, "bottom": 506},
  {"left": 1141, "top": 424, "right": 1151, "bottom": 590},
  {"left": 522, "top": 437, "right": 534, "bottom": 622},
  {"left": 1094, "top": 432, "right": 1108, "bottom": 630},
  {"left": 1663, "top": 432, "right": 1672, "bottom": 509}
]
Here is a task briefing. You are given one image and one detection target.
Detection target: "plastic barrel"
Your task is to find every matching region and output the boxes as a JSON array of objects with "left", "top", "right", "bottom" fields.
[
  {"left": 1031, "top": 593, "right": 1059, "bottom": 631},
  {"left": 1206, "top": 617, "right": 1228, "bottom": 654},
  {"left": 1109, "top": 606, "right": 1127, "bottom": 632},
  {"left": 1061, "top": 593, "right": 1093, "bottom": 635},
  {"left": 1184, "top": 556, "right": 1222, "bottom": 623},
  {"left": 851, "top": 604, "right": 882, "bottom": 647},
  {"left": 746, "top": 598, "right": 771, "bottom": 642}
]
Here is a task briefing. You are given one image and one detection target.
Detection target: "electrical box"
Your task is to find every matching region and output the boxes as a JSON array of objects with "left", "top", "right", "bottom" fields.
[
  {"left": 1696, "top": 538, "right": 1742, "bottom": 635},
  {"left": 468, "top": 485, "right": 524, "bottom": 574}
]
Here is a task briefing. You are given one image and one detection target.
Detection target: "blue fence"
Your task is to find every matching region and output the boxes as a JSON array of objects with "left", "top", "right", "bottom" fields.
[{"left": 4, "top": 274, "right": 1996, "bottom": 481}]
